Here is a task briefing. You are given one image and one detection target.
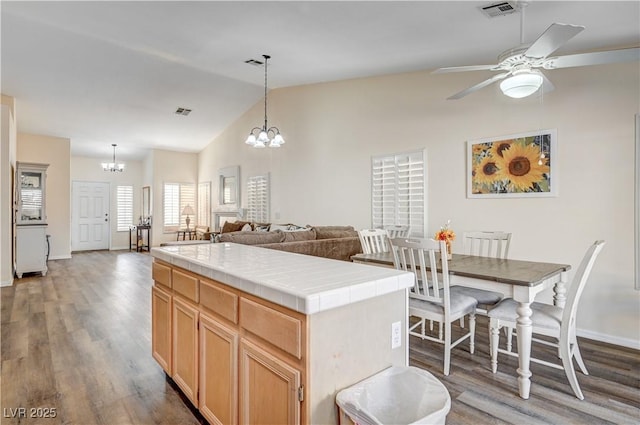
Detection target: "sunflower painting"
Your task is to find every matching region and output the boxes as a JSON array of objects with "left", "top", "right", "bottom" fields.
[{"left": 467, "top": 129, "right": 557, "bottom": 198}]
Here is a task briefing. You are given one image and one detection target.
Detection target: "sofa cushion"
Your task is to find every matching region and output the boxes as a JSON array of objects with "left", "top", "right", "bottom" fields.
[
  {"left": 219, "top": 230, "right": 285, "bottom": 245},
  {"left": 282, "top": 229, "right": 317, "bottom": 242},
  {"left": 313, "top": 225, "right": 358, "bottom": 239},
  {"left": 221, "top": 220, "right": 251, "bottom": 233}
]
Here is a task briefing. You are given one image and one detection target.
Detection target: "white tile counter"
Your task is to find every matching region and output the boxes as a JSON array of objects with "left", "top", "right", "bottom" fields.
[{"left": 151, "top": 242, "right": 414, "bottom": 314}]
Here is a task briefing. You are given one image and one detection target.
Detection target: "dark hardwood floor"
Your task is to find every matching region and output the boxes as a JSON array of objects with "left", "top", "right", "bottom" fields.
[{"left": 1, "top": 250, "right": 638, "bottom": 424}]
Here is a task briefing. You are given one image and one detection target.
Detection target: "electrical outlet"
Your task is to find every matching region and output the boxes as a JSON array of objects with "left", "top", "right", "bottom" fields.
[{"left": 391, "top": 321, "right": 401, "bottom": 349}]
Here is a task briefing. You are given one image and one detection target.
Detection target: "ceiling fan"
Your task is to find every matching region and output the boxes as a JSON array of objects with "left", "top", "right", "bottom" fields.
[{"left": 433, "top": 1, "right": 640, "bottom": 100}]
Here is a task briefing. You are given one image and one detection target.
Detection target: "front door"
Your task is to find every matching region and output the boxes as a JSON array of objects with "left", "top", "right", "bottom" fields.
[{"left": 72, "top": 181, "right": 110, "bottom": 251}]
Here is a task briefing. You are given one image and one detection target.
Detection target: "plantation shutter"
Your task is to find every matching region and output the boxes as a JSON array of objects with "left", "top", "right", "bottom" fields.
[
  {"left": 371, "top": 150, "right": 426, "bottom": 237},
  {"left": 246, "top": 174, "right": 270, "bottom": 223},
  {"left": 163, "top": 183, "right": 195, "bottom": 231},
  {"left": 197, "top": 182, "right": 211, "bottom": 227},
  {"left": 116, "top": 185, "right": 133, "bottom": 231}
]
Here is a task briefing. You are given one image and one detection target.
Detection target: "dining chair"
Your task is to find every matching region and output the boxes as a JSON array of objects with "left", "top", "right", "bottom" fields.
[
  {"left": 453, "top": 231, "right": 513, "bottom": 325},
  {"left": 389, "top": 237, "right": 477, "bottom": 376},
  {"left": 357, "top": 228, "right": 390, "bottom": 254},
  {"left": 487, "top": 240, "right": 605, "bottom": 400},
  {"left": 462, "top": 231, "right": 512, "bottom": 258},
  {"left": 384, "top": 225, "right": 410, "bottom": 239}
]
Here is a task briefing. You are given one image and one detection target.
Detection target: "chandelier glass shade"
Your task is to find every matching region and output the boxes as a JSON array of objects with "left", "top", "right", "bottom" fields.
[
  {"left": 102, "top": 144, "right": 125, "bottom": 172},
  {"left": 499, "top": 70, "right": 543, "bottom": 99},
  {"left": 245, "top": 55, "right": 285, "bottom": 148}
]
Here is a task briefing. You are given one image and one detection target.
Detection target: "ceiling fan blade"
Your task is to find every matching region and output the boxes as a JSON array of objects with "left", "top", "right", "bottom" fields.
[
  {"left": 525, "top": 23, "right": 585, "bottom": 59},
  {"left": 543, "top": 47, "right": 640, "bottom": 69},
  {"left": 447, "top": 72, "right": 510, "bottom": 100},
  {"left": 433, "top": 64, "right": 498, "bottom": 74}
]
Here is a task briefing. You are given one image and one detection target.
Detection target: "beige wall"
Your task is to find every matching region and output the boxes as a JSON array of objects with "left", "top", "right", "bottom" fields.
[
  {"left": 71, "top": 156, "right": 144, "bottom": 250},
  {"left": 17, "top": 133, "right": 71, "bottom": 260},
  {"left": 199, "top": 62, "right": 640, "bottom": 348},
  {"left": 1, "top": 95, "right": 17, "bottom": 286}
]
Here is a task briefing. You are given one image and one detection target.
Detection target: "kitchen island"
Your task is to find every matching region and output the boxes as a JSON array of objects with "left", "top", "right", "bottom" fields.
[{"left": 150, "top": 242, "right": 414, "bottom": 425}]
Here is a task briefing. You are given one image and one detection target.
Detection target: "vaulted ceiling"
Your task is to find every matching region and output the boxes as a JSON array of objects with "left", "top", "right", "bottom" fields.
[{"left": 2, "top": 1, "right": 639, "bottom": 160}]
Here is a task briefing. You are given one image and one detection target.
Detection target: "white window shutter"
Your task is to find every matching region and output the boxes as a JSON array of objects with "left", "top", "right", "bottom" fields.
[
  {"left": 371, "top": 150, "right": 426, "bottom": 237},
  {"left": 247, "top": 174, "right": 269, "bottom": 223},
  {"left": 116, "top": 185, "right": 133, "bottom": 231}
]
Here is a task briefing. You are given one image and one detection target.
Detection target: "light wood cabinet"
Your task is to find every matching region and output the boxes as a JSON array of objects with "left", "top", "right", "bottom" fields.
[
  {"left": 172, "top": 296, "right": 199, "bottom": 407},
  {"left": 239, "top": 338, "right": 301, "bottom": 425},
  {"left": 199, "top": 313, "right": 238, "bottom": 425},
  {"left": 151, "top": 285, "right": 172, "bottom": 374}
]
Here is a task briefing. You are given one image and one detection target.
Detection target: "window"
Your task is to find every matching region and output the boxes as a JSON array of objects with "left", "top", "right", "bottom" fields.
[
  {"left": 371, "top": 150, "right": 426, "bottom": 237},
  {"left": 116, "top": 185, "right": 133, "bottom": 231},
  {"left": 198, "top": 182, "right": 211, "bottom": 228},
  {"left": 163, "top": 182, "right": 195, "bottom": 232},
  {"left": 246, "top": 174, "right": 270, "bottom": 223}
]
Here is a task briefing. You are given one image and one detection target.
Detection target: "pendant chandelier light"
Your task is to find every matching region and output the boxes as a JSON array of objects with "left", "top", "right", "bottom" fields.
[
  {"left": 244, "top": 55, "right": 285, "bottom": 148},
  {"left": 102, "top": 143, "right": 125, "bottom": 172}
]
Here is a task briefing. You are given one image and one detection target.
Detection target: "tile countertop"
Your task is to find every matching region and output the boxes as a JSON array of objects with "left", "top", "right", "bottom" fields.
[{"left": 151, "top": 243, "right": 414, "bottom": 315}]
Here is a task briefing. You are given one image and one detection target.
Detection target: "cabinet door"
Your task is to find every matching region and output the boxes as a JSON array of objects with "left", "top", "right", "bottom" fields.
[
  {"left": 151, "top": 285, "right": 172, "bottom": 374},
  {"left": 199, "top": 314, "right": 238, "bottom": 425},
  {"left": 239, "top": 339, "right": 301, "bottom": 425},
  {"left": 172, "top": 296, "right": 199, "bottom": 407}
]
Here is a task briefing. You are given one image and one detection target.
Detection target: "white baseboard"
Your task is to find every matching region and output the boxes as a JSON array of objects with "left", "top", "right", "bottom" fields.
[
  {"left": 111, "top": 245, "right": 129, "bottom": 251},
  {"left": 48, "top": 254, "right": 72, "bottom": 261},
  {"left": 1, "top": 277, "right": 13, "bottom": 287},
  {"left": 577, "top": 328, "right": 640, "bottom": 350}
]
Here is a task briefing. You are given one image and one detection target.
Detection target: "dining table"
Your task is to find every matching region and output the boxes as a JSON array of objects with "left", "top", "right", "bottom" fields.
[{"left": 351, "top": 251, "right": 572, "bottom": 400}]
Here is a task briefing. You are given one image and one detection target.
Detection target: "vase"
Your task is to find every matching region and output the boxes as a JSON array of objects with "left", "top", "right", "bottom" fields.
[{"left": 445, "top": 240, "right": 452, "bottom": 260}]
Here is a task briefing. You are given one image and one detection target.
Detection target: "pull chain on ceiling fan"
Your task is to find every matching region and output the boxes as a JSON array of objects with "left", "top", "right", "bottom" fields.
[{"left": 433, "top": 1, "right": 640, "bottom": 100}]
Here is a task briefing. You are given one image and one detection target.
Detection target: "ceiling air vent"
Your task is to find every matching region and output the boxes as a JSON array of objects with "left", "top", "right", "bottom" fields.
[
  {"left": 175, "top": 107, "right": 192, "bottom": 116},
  {"left": 479, "top": 1, "right": 518, "bottom": 18}
]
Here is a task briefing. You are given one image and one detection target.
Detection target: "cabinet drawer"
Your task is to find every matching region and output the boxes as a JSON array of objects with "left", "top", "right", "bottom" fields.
[
  {"left": 200, "top": 279, "right": 238, "bottom": 324},
  {"left": 239, "top": 298, "right": 302, "bottom": 359},
  {"left": 152, "top": 261, "right": 172, "bottom": 288},
  {"left": 173, "top": 269, "right": 199, "bottom": 303}
]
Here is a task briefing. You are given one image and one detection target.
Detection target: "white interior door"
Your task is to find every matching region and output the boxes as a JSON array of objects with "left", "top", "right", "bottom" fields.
[{"left": 72, "top": 181, "right": 110, "bottom": 251}]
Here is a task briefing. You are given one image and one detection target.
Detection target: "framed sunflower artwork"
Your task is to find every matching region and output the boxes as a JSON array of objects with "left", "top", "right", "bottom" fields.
[{"left": 467, "top": 129, "right": 557, "bottom": 198}]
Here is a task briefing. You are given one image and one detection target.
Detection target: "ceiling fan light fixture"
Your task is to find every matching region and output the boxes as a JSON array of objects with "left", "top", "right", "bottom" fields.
[{"left": 500, "top": 71, "right": 543, "bottom": 98}]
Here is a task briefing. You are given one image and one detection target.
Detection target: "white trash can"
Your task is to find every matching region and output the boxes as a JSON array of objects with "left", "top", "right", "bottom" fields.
[{"left": 336, "top": 366, "right": 451, "bottom": 425}]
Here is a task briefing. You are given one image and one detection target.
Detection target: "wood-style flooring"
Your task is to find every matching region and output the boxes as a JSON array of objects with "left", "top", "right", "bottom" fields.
[{"left": 1, "top": 250, "right": 639, "bottom": 425}]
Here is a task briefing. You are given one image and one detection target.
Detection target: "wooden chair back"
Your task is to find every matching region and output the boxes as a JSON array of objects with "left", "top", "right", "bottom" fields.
[
  {"left": 462, "top": 231, "right": 512, "bottom": 259},
  {"left": 560, "top": 240, "right": 606, "bottom": 343},
  {"left": 385, "top": 225, "right": 410, "bottom": 239},
  {"left": 389, "top": 237, "right": 450, "bottom": 306},
  {"left": 357, "top": 229, "right": 390, "bottom": 254}
]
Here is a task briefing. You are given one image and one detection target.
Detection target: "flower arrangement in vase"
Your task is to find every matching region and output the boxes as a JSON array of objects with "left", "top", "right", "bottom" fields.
[{"left": 434, "top": 220, "right": 456, "bottom": 260}]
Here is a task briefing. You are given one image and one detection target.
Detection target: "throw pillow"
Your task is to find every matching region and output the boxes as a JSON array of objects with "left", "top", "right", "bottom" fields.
[
  {"left": 269, "top": 223, "right": 290, "bottom": 232},
  {"left": 241, "top": 223, "right": 252, "bottom": 232},
  {"left": 254, "top": 223, "right": 271, "bottom": 232},
  {"left": 221, "top": 220, "right": 250, "bottom": 233}
]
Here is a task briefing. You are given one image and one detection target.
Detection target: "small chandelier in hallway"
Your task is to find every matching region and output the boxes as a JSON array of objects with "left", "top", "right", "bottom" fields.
[
  {"left": 102, "top": 144, "right": 125, "bottom": 172},
  {"left": 244, "top": 54, "right": 285, "bottom": 148}
]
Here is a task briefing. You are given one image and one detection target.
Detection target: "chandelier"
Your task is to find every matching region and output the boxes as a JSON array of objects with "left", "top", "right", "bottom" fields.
[
  {"left": 244, "top": 55, "right": 285, "bottom": 148},
  {"left": 102, "top": 144, "right": 125, "bottom": 172}
]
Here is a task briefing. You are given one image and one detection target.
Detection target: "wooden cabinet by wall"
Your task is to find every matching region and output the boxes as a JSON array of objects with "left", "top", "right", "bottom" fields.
[
  {"left": 172, "top": 296, "right": 199, "bottom": 407},
  {"left": 151, "top": 285, "right": 172, "bottom": 374},
  {"left": 152, "top": 260, "right": 306, "bottom": 425},
  {"left": 199, "top": 313, "right": 238, "bottom": 425},
  {"left": 239, "top": 338, "right": 302, "bottom": 425}
]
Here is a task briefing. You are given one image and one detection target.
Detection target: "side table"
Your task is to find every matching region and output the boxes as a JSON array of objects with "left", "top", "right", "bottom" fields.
[{"left": 130, "top": 225, "right": 151, "bottom": 252}]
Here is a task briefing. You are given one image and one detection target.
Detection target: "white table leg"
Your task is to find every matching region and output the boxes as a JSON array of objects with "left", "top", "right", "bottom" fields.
[
  {"left": 516, "top": 301, "right": 533, "bottom": 399},
  {"left": 553, "top": 270, "right": 569, "bottom": 308}
]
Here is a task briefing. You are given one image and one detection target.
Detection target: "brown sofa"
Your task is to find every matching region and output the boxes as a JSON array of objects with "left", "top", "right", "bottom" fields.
[{"left": 217, "top": 225, "right": 363, "bottom": 262}]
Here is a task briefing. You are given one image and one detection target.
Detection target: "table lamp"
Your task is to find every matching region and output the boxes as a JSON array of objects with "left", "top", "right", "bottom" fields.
[{"left": 182, "top": 204, "right": 195, "bottom": 230}]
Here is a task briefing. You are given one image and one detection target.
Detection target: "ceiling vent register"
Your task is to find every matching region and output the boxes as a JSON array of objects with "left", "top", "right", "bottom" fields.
[{"left": 479, "top": 1, "right": 517, "bottom": 18}]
